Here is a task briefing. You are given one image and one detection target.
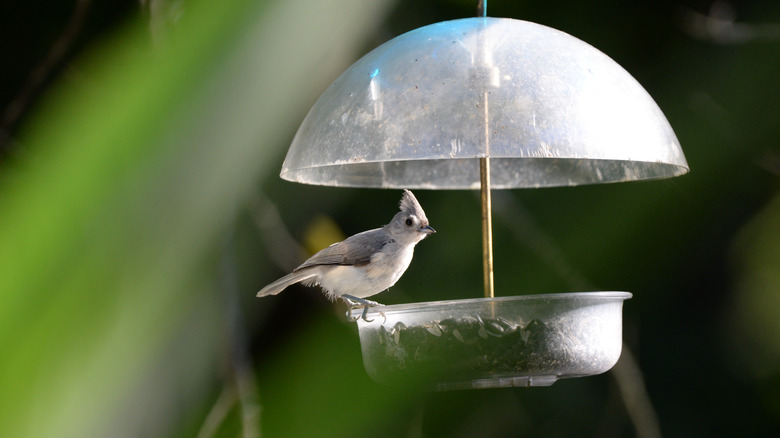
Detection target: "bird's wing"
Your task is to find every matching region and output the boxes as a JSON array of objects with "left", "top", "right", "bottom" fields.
[{"left": 295, "top": 228, "right": 392, "bottom": 270}]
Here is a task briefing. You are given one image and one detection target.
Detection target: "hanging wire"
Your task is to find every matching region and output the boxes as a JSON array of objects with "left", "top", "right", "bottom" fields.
[{"left": 476, "top": 0, "right": 487, "bottom": 17}]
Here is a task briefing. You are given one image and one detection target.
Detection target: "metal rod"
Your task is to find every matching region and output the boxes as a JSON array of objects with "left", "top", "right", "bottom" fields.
[
  {"left": 478, "top": 0, "right": 493, "bottom": 299},
  {"left": 480, "top": 157, "right": 494, "bottom": 298},
  {"left": 480, "top": 90, "right": 494, "bottom": 299}
]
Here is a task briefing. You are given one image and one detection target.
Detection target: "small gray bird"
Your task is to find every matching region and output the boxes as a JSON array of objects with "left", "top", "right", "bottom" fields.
[{"left": 257, "top": 190, "right": 434, "bottom": 304}]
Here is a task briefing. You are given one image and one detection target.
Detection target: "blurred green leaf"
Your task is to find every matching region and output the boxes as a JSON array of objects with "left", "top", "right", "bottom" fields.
[{"left": 0, "top": 0, "right": 394, "bottom": 436}]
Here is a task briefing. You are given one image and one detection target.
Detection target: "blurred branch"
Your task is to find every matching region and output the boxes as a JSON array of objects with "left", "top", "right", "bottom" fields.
[
  {"left": 250, "top": 192, "right": 306, "bottom": 272},
  {"left": 611, "top": 346, "right": 662, "bottom": 438},
  {"left": 140, "top": 0, "right": 186, "bottom": 47},
  {"left": 197, "top": 385, "right": 238, "bottom": 438},
  {"left": 678, "top": 1, "right": 780, "bottom": 44},
  {"left": 1, "top": 0, "right": 92, "bottom": 150},
  {"left": 491, "top": 191, "right": 662, "bottom": 438},
  {"left": 491, "top": 191, "right": 592, "bottom": 291},
  {"left": 199, "top": 231, "right": 262, "bottom": 438},
  {"left": 754, "top": 148, "right": 780, "bottom": 177},
  {"left": 213, "top": 233, "right": 262, "bottom": 437}
]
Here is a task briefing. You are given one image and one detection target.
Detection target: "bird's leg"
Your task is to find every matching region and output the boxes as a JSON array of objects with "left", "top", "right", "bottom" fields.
[
  {"left": 341, "top": 294, "right": 385, "bottom": 323},
  {"left": 342, "top": 294, "right": 382, "bottom": 307}
]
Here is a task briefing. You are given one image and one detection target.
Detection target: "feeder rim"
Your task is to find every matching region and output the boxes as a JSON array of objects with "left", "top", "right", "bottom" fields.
[{"left": 349, "top": 291, "right": 632, "bottom": 318}]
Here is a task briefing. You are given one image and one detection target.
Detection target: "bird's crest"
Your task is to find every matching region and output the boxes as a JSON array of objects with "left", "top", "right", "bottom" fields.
[{"left": 400, "top": 189, "right": 427, "bottom": 222}]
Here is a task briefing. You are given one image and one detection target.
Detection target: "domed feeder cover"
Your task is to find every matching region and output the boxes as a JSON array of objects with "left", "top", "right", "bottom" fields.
[{"left": 281, "top": 17, "right": 688, "bottom": 189}]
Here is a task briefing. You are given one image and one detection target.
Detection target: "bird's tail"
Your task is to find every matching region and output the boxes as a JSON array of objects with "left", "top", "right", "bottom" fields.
[{"left": 256, "top": 270, "right": 317, "bottom": 297}]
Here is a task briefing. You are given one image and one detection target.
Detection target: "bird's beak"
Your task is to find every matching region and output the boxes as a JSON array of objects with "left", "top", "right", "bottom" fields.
[{"left": 420, "top": 225, "right": 436, "bottom": 234}]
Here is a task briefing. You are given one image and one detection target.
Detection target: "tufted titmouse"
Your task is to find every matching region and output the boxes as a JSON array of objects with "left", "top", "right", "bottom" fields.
[{"left": 256, "top": 190, "right": 434, "bottom": 304}]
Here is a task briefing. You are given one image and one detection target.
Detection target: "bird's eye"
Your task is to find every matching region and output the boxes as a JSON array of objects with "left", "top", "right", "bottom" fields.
[{"left": 405, "top": 218, "right": 413, "bottom": 226}]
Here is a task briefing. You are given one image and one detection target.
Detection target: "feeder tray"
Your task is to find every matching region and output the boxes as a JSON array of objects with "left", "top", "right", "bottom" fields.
[{"left": 351, "top": 292, "right": 631, "bottom": 389}]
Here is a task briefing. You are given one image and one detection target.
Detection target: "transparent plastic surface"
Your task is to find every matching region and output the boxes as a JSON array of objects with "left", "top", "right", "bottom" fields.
[
  {"left": 282, "top": 18, "right": 687, "bottom": 188},
  {"left": 350, "top": 292, "right": 632, "bottom": 389}
]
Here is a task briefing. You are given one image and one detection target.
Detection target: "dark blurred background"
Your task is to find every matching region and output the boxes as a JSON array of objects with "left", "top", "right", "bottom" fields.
[{"left": 1, "top": 1, "right": 779, "bottom": 437}]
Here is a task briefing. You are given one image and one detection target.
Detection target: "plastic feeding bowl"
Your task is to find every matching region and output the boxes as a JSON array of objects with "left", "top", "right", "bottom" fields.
[{"left": 350, "top": 292, "right": 632, "bottom": 389}]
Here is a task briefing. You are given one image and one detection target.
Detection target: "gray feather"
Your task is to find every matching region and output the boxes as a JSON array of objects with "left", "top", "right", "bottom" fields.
[
  {"left": 400, "top": 189, "right": 428, "bottom": 222},
  {"left": 295, "top": 228, "right": 392, "bottom": 269},
  {"left": 256, "top": 269, "right": 317, "bottom": 297}
]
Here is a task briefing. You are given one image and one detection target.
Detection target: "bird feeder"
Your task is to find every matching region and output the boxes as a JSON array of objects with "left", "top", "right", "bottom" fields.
[{"left": 279, "top": 10, "right": 687, "bottom": 389}]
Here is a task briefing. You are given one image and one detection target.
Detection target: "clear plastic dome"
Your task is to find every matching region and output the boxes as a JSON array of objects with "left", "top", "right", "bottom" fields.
[{"left": 281, "top": 17, "right": 688, "bottom": 189}]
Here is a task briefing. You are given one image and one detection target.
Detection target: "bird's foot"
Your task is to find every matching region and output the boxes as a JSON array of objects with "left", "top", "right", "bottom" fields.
[{"left": 341, "top": 295, "right": 386, "bottom": 323}]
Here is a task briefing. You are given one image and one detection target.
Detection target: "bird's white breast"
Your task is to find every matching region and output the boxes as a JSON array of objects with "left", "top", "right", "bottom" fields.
[{"left": 316, "top": 243, "right": 415, "bottom": 299}]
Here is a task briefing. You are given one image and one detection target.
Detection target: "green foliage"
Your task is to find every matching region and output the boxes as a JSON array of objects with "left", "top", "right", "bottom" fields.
[{"left": 0, "top": 0, "right": 393, "bottom": 436}]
